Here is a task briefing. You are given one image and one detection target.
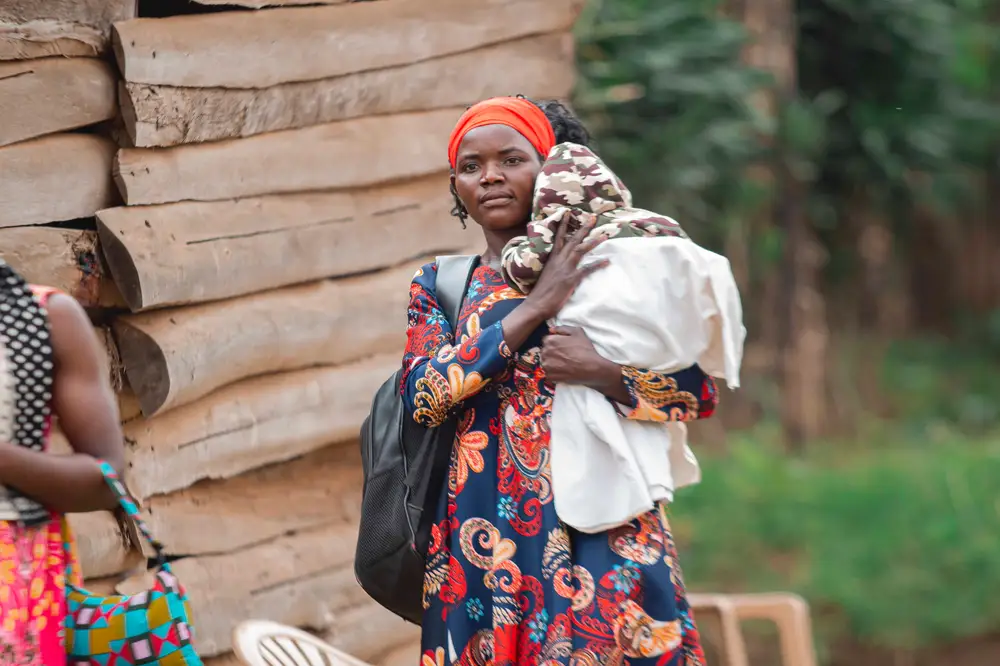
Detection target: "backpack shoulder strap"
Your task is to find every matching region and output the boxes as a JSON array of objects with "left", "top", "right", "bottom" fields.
[{"left": 434, "top": 254, "right": 479, "bottom": 330}]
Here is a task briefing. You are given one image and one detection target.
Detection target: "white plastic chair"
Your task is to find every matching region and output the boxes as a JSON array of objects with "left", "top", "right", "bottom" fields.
[{"left": 232, "top": 620, "right": 373, "bottom": 666}]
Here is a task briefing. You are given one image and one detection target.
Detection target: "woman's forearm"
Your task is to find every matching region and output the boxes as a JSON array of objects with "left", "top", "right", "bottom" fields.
[
  {"left": 0, "top": 444, "right": 117, "bottom": 513},
  {"left": 585, "top": 357, "right": 633, "bottom": 404},
  {"left": 501, "top": 302, "right": 549, "bottom": 353},
  {"left": 404, "top": 318, "right": 519, "bottom": 427},
  {"left": 405, "top": 303, "right": 550, "bottom": 428}
]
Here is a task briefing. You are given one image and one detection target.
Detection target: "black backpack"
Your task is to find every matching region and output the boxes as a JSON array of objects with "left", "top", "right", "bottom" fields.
[{"left": 355, "top": 254, "right": 479, "bottom": 625}]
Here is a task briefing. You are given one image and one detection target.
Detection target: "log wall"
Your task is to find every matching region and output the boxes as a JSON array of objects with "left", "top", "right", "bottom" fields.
[{"left": 1, "top": 0, "right": 580, "bottom": 662}]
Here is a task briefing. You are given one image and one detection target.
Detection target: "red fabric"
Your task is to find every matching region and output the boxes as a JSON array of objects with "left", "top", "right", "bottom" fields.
[{"left": 447, "top": 97, "right": 557, "bottom": 168}]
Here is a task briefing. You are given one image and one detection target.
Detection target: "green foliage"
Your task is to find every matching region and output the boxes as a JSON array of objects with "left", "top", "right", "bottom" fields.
[
  {"left": 574, "top": 0, "right": 771, "bottom": 250},
  {"left": 575, "top": 0, "right": 1000, "bottom": 286},
  {"left": 882, "top": 333, "right": 1000, "bottom": 434},
  {"left": 672, "top": 429, "right": 1000, "bottom": 650},
  {"left": 796, "top": 0, "right": 1000, "bottom": 225}
]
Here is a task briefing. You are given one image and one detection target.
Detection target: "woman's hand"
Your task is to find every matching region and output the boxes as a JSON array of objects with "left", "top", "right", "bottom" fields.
[
  {"left": 501, "top": 217, "right": 609, "bottom": 353},
  {"left": 522, "top": 216, "right": 609, "bottom": 321},
  {"left": 541, "top": 326, "right": 632, "bottom": 404}
]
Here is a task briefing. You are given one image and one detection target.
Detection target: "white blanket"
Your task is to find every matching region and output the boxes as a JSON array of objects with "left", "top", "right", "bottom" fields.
[{"left": 550, "top": 235, "right": 746, "bottom": 533}]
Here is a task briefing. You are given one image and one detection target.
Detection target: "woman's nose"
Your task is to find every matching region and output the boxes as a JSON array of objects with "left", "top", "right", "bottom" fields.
[{"left": 480, "top": 163, "right": 504, "bottom": 184}]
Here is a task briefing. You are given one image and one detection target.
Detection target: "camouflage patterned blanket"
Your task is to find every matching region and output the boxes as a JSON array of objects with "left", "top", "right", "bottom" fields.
[{"left": 500, "top": 142, "right": 688, "bottom": 294}]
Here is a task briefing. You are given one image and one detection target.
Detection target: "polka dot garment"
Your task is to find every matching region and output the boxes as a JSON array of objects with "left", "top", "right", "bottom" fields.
[{"left": 0, "top": 260, "right": 54, "bottom": 526}]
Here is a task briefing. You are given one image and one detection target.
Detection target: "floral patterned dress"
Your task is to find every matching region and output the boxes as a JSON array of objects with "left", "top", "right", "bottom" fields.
[{"left": 401, "top": 262, "right": 719, "bottom": 666}]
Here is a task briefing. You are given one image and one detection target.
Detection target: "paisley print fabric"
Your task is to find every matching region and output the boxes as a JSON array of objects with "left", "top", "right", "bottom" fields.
[
  {"left": 401, "top": 262, "right": 718, "bottom": 666},
  {"left": 500, "top": 142, "right": 688, "bottom": 294}
]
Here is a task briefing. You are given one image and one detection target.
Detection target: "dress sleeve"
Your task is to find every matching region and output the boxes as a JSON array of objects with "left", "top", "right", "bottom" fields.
[
  {"left": 400, "top": 263, "right": 515, "bottom": 427},
  {"left": 612, "top": 364, "right": 719, "bottom": 422}
]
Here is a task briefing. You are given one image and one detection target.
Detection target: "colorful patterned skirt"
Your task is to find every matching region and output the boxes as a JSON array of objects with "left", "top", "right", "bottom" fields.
[
  {"left": 422, "top": 503, "right": 706, "bottom": 666},
  {"left": 0, "top": 517, "right": 80, "bottom": 665}
]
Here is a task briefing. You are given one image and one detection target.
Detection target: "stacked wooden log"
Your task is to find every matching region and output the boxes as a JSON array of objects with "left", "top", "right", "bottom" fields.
[
  {"left": 0, "top": 0, "right": 133, "bottom": 305},
  {"left": 2, "top": 0, "right": 581, "bottom": 662},
  {"left": 0, "top": 0, "right": 141, "bottom": 645}
]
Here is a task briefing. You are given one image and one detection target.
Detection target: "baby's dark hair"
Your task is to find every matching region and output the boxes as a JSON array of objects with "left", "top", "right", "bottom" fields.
[
  {"left": 528, "top": 97, "right": 592, "bottom": 147},
  {"left": 449, "top": 97, "right": 591, "bottom": 228}
]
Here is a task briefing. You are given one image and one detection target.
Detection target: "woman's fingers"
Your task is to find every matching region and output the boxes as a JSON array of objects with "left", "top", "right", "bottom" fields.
[
  {"left": 576, "top": 258, "right": 611, "bottom": 281},
  {"left": 550, "top": 325, "right": 587, "bottom": 338},
  {"left": 558, "top": 216, "right": 596, "bottom": 255},
  {"left": 552, "top": 212, "right": 570, "bottom": 253},
  {"left": 575, "top": 234, "right": 604, "bottom": 258},
  {"left": 562, "top": 225, "right": 599, "bottom": 269}
]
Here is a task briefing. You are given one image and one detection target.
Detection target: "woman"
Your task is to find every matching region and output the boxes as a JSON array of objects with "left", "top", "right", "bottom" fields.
[
  {"left": 401, "top": 97, "right": 718, "bottom": 666},
  {"left": 0, "top": 259, "right": 126, "bottom": 664}
]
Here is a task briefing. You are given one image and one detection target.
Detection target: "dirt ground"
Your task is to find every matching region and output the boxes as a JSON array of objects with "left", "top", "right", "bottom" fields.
[{"left": 697, "top": 621, "right": 1000, "bottom": 666}]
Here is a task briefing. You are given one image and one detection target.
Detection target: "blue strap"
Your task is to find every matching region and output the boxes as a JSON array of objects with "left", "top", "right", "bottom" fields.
[{"left": 64, "top": 460, "right": 165, "bottom": 582}]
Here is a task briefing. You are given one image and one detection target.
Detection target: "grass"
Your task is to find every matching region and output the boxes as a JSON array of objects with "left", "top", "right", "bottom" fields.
[
  {"left": 880, "top": 333, "right": 1000, "bottom": 436},
  {"left": 669, "top": 334, "right": 1000, "bottom": 652}
]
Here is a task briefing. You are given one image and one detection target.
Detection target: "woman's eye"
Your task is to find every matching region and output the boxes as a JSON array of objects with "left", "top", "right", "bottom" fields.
[
  {"left": 461, "top": 163, "right": 479, "bottom": 174},
  {"left": 505, "top": 157, "right": 523, "bottom": 166}
]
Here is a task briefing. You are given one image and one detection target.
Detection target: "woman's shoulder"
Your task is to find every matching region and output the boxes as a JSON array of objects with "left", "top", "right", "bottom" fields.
[
  {"left": 28, "top": 284, "right": 61, "bottom": 306},
  {"left": 409, "top": 261, "right": 439, "bottom": 293},
  {"left": 31, "top": 289, "right": 94, "bottom": 350},
  {"left": 409, "top": 259, "right": 503, "bottom": 298},
  {"left": 411, "top": 261, "right": 438, "bottom": 280}
]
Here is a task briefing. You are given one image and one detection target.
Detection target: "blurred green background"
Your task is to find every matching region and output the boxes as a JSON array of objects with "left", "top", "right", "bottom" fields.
[{"left": 572, "top": 0, "right": 1000, "bottom": 663}]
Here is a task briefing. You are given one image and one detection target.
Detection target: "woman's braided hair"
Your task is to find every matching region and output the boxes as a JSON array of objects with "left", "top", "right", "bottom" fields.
[{"left": 449, "top": 97, "right": 592, "bottom": 228}]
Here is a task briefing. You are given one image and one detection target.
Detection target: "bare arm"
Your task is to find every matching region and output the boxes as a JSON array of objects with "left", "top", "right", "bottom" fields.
[
  {"left": 583, "top": 355, "right": 635, "bottom": 405},
  {"left": 0, "top": 293, "right": 124, "bottom": 512}
]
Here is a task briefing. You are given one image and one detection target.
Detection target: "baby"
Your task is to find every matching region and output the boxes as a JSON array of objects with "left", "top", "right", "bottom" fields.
[
  {"left": 500, "top": 142, "right": 745, "bottom": 534},
  {"left": 501, "top": 142, "right": 688, "bottom": 294}
]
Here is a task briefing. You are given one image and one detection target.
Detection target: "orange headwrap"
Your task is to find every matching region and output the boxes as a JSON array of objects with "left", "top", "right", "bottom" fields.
[{"left": 447, "top": 97, "right": 557, "bottom": 169}]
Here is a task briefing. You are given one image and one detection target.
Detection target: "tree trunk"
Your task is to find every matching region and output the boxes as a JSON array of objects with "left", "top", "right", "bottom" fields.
[
  {"left": 768, "top": 0, "right": 828, "bottom": 450},
  {"left": 776, "top": 165, "right": 829, "bottom": 449},
  {"left": 736, "top": 0, "right": 829, "bottom": 449}
]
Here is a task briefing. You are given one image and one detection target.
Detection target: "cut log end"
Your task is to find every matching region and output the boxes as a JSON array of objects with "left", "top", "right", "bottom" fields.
[
  {"left": 111, "top": 150, "right": 129, "bottom": 204},
  {"left": 110, "top": 23, "right": 127, "bottom": 83},
  {"left": 112, "top": 320, "right": 169, "bottom": 417},
  {"left": 116, "top": 80, "right": 140, "bottom": 147},
  {"left": 96, "top": 215, "right": 144, "bottom": 311}
]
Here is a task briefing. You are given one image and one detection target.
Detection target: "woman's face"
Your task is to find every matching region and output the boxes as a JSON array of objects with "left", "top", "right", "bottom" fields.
[{"left": 451, "top": 124, "right": 542, "bottom": 233}]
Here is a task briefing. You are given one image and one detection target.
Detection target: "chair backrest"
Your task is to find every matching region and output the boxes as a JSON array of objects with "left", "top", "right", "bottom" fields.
[{"left": 232, "top": 620, "right": 373, "bottom": 666}]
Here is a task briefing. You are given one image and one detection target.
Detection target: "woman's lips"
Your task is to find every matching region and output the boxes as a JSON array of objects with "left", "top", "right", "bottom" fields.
[{"left": 481, "top": 193, "right": 514, "bottom": 208}]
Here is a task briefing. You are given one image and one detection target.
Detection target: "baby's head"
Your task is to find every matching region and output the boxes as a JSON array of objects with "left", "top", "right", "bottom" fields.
[
  {"left": 532, "top": 143, "right": 632, "bottom": 233},
  {"left": 532, "top": 143, "right": 686, "bottom": 240}
]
